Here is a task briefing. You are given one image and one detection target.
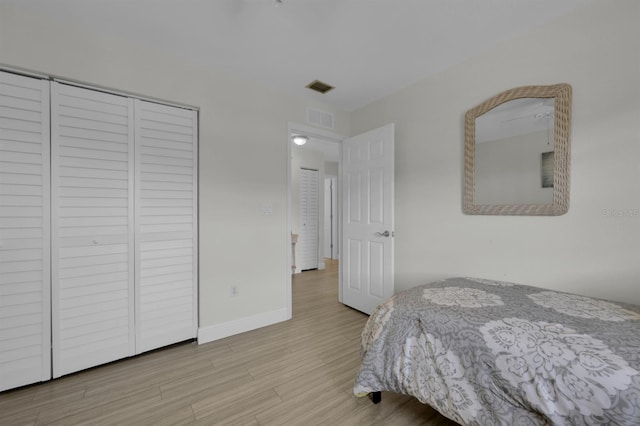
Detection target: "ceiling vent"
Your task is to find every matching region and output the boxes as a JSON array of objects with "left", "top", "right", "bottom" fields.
[
  {"left": 305, "top": 80, "right": 335, "bottom": 94},
  {"left": 307, "top": 107, "right": 334, "bottom": 129}
]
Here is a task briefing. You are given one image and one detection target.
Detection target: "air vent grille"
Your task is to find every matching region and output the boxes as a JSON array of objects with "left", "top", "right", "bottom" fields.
[
  {"left": 307, "top": 107, "right": 334, "bottom": 129},
  {"left": 305, "top": 80, "right": 335, "bottom": 94}
]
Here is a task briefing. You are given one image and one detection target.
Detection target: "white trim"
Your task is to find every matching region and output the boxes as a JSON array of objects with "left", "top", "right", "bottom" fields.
[
  {"left": 0, "top": 63, "right": 49, "bottom": 80},
  {"left": 0, "top": 65, "right": 199, "bottom": 111},
  {"left": 286, "top": 123, "right": 293, "bottom": 319},
  {"left": 289, "top": 122, "right": 344, "bottom": 143},
  {"left": 318, "top": 261, "right": 326, "bottom": 270},
  {"left": 197, "top": 308, "right": 289, "bottom": 344},
  {"left": 53, "top": 78, "right": 199, "bottom": 111}
]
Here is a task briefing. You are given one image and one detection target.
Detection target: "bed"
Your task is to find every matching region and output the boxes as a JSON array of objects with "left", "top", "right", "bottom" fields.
[{"left": 353, "top": 277, "right": 640, "bottom": 425}]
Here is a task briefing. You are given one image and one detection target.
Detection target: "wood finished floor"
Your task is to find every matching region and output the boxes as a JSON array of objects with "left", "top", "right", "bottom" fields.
[{"left": 0, "top": 260, "right": 457, "bottom": 425}]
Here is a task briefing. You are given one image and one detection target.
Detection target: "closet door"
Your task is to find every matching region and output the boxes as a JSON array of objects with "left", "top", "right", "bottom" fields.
[
  {"left": 51, "top": 82, "right": 135, "bottom": 377},
  {"left": 134, "top": 100, "right": 197, "bottom": 353},
  {"left": 0, "top": 71, "right": 51, "bottom": 391},
  {"left": 299, "top": 168, "right": 319, "bottom": 271}
]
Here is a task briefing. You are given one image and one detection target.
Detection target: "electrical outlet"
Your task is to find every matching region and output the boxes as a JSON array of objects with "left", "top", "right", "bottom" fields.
[{"left": 230, "top": 285, "right": 239, "bottom": 297}]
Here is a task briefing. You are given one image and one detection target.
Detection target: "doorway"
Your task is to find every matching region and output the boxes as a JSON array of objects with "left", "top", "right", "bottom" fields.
[
  {"left": 287, "top": 123, "right": 395, "bottom": 318},
  {"left": 286, "top": 123, "right": 344, "bottom": 319}
]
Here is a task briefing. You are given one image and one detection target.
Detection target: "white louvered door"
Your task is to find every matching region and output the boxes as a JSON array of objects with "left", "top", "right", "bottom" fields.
[
  {"left": 299, "top": 168, "right": 319, "bottom": 271},
  {"left": 1, "top": 76, "right": 197, "bottom": 388},
  {"left": 51, "top": 82, "right": 135, "bottom": 377},
  {"left": 0, "top": 71, "right": 51, "bottom": 391},
  {"left": 134, "top": 100, "right": 197, "bottom": 353}
]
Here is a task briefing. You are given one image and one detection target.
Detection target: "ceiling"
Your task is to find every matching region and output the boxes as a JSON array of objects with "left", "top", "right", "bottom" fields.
[{"left": 4, "top": 0, "right": 588, "bottom": 112}]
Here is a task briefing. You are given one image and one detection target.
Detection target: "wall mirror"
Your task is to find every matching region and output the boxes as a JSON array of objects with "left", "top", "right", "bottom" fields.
[{"left": 464, "top": 84, "right": 572, "bottom": 215}]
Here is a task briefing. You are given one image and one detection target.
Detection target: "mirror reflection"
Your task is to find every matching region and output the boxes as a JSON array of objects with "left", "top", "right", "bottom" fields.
[{"left": 475, "top": 97, "right": 555, "bottom": 205}]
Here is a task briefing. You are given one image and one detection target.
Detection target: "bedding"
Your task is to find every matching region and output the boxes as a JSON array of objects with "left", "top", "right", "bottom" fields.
[{"left": 353, "top": 277, "right": 640, "bottom": 425}]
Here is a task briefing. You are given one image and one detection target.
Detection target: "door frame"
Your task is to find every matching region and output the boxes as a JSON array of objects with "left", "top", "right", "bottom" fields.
[
  {"left": 286, "top": 122, "right": 346, "bottom": 319},
  {"left": 324, "top": 175, "right": 338, "bottom": 260}
]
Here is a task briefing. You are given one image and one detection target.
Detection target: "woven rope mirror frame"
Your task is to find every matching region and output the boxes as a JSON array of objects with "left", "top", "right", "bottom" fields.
[{"left": 464, "top": 84, "right": 572, "bottom": 215}]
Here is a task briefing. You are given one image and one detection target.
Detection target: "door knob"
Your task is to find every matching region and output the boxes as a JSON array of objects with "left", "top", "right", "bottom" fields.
[{"left": 375, "top": 230, "right": 390, "bottom": 237}]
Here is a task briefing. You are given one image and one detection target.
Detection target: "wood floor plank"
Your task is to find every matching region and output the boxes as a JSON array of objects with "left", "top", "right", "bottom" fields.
[
  {"left": 255, "top": 387, "right": 350, "bottom": 426},
  {"left": 192, "top": 389, "right": 281, "bottom": 424},
  {"left": 46, "top": 391, "right": 196, "bottom": 426},
  {"left": 0, "top": 259, "right": 457, "bottom": 425},
  {"left": 159, "top": 365, "right": 253, "bottom": 404},
  {"left": 246, "top": 352, "right": 327, "bottom": 383},
  {"left": 38, "top": 386, "right": 162, "bottom": 425},
  {"left": 83, "top": 357, "right": 214, "bottom": 401}
]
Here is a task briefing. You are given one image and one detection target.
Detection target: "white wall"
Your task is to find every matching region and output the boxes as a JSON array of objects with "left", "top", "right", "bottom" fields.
[
  {"left": 0, "top": 4, "right": 350, "bottom": 338},
  {"left": 351, "top": 0, "right": 640, "bottom": 304},
  {"left": 325, "top": 161, "right": 339, "bottom": 177}
]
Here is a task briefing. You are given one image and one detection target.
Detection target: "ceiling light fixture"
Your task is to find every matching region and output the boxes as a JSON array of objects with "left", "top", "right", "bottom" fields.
[{"left": 292, "top": 135, "right": 308, "bottom": 146}]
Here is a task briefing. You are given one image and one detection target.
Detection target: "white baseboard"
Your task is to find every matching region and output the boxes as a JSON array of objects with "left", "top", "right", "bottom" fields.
[
  {"left": 197, "top": 308, "right": 290, "bottom": 344},
  {"left": 318, "top": 261, "right": 326, "bottom": 270}
]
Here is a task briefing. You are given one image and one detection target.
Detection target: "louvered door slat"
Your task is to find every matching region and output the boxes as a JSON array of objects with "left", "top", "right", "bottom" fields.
[
  {"left": 51, "top": 82, "right": 135, "bottom": 378},
  {"left": 299, "top": 168, "right": 319, "bottom": 271},
  {"left": 0, "top": 71, "right": 51, "bottom": 392},
  {"left": 135, "top": 100, "right": 197, "bottom": 353}
]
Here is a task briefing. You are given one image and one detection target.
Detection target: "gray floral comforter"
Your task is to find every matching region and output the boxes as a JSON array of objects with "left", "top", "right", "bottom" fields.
[{"left": 353, "top": 277, "right": 640, "bottom": 425}]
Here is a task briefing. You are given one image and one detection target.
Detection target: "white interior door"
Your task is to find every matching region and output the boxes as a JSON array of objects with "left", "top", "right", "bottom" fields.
[
  {"left": 0, "top": 71, "right": 51, "bottom": 391},
  {"left": 51, "top": 82, "right": 135, "bottom": 377},
  {"left": 299, "top": 168, "right": 319, "bottom": 271},
  {"left": 134, "top": 100, "right": 198, "bottom": 353},
  {"left": 341, "top": 124, "right": 394, "bottom": 314}
]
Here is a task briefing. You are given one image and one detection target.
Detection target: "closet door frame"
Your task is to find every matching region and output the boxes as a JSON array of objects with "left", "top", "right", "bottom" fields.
[{"left": 298, "top": 167, "right": 320, "bottom": 271}]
